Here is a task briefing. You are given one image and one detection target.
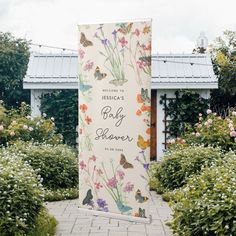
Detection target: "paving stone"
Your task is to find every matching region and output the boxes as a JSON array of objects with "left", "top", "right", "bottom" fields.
[{"left": 46, "top": 191, "right": 174, "bottom": 236}]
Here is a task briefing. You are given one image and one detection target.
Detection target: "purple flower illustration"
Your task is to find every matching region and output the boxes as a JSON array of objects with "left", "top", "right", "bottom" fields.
[
  {"left": 123, "top": 182, "right": 134, "bottom": 193},
  {"left": 97, "top": 198, "right": 107, "bottom": 208},
  {"left": 112, "top": 30, "right": 117, "bottom": 38},
  {"left": 143, "top": 163, "right": 149, "bottom": 171},
  {"left": 101, "top": 39, "right": 109, "bottom": 45}
]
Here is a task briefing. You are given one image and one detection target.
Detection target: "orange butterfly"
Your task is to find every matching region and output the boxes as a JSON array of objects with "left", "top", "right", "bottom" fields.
[
  {"left": 118, "top": 23, "right": 133, "bottom": 35},
  {"left": 143, "top": 25, "right": 151, "bottom": 34},
  {"left": 137, "top": 135, "right": 150, "bottom": 150}
]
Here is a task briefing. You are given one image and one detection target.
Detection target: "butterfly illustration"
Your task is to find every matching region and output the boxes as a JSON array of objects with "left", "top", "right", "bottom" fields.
[
  {"left": 116, "top": 200, "right": 132, "bottom": 213},
  {"left": 137, "top": 135, "right": 150, "bottom": 150},
  {"left": 79, "top": 81, "right": 92, "bottom": 92},
  {"left": 94, "top": 66, "right": 107, "bottom": 80},
  {"left": 141, "top": 88, "right": 150, "bottom": 103},
  {"left": 117, "top": 23, "right": 133, "bottom": 35},
  {"left": 80, "top": 32, "right": 93, "bottom": 47},
  {"left": 82, "top": 189, "right": 93, "bottom": 205},
  {"left": 120, "top": 154, "right": 134, "bottom": 169},
  {"left": 135, "top": 189, "right": 149, "bottom": 203},
  {"left": 138, "top": 208, "right": 146, "bottom": 218}
]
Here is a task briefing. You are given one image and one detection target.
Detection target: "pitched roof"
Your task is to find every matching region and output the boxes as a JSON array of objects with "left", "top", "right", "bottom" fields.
[{"left": 23, "top": 52, "right": 217, "bottom": 90}]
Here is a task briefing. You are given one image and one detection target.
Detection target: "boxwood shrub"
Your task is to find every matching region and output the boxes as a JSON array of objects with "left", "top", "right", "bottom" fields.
[
  {"left": 171, "top": 153, "right": 236, "bottom": 235},
  {"left": 0, "top": 149, "right": 44, "bottom": 235},
  {"left": 8, "top": 141, "right": 79, "bottom": 190},
  {"left": 156, "top": 145, "right": 223, "bottom": 190}
]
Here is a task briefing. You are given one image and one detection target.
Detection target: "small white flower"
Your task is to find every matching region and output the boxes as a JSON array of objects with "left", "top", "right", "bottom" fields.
[
  {"left": 230, "top": 131, "right": 236, "bottom": 137},
  {"left": 0, "top": 125, "right": 4, "bottom": 131},
  {"left": 199, "top": 113, "right": 202, "bottom": 117},
  {"left": 51, "top": 117, "right": 55, "bottom": 121},
  {"left": 196, "top": 132, "right": 201, "bottom": 137},
  {"left": 26, "top": 115, "right": 31, "bottom": 119},
  {"left": 206, "top": 109, "right": 212, "bottom": 114},
  {"left": 207, "top": 119, "right": 213, "bottom": 125},
  {"left": 232, "top": 111, "right": 236, "bottom": 116},
  {"left": 23, "top": 125, "right": 28, "bottom": 130},
  {"left": 10, "top": 131, "right": 15, "bottom": 137},
  {"left": 28, "top": 127, "right": 34, "bottom": 132},
  {"left": 42, "top": 113, "right": 47, "bottom": 118},
  {"left": 11, "top": 120, "right": 17, "bottom": 125}
]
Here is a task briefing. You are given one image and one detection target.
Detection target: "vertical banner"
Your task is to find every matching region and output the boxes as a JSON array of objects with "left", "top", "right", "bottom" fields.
[{"left": 78, "top": 20, "right": 152, "bottom": 222}]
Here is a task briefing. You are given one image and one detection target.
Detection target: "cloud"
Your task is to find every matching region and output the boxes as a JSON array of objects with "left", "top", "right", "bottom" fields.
[{"left": 0, "top": 0, "right": 235, "bottom": 53}]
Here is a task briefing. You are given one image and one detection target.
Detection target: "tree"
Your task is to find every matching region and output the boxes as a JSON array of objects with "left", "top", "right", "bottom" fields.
[
  {"left": 0, "top": 32, "right": 30, "bottom": 108},
  {"left": 210, "top": 30, "right": 236, "bottom": 114}
]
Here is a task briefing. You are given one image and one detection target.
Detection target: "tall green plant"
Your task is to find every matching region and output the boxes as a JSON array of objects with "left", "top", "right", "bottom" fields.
[
  {"left": 0, "top": 32, "right": 30, "bottom": 108},
  {"left": 40, "top": 90, "right": 78, "bottom": 146},
  {"left": 160, "top": 90, "right": 209, "bottom": 137}
]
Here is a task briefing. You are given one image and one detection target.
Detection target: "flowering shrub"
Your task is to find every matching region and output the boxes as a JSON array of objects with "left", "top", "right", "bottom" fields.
[
  {"left": 0, "top": 149, "right": 44, "bottom": 235},
  {"left": 156, "top": 146, "right": 223, "bottom": 190},
  {"left": 8, "top": 141, "right": 78, "bottom": 189},
  {"left": 183, "top": 109, "right": 236, "bottom": 151},
  {"left": 171, "top": 153, "right": 236, "bottom": 235},
  {"left": 0, "top": 102, "right": 62, "bottom": 146}
]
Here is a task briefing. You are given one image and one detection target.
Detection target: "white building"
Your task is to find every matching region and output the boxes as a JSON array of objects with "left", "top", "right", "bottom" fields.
[{"left": 23, "top": 53, "right": 217, "bottom": 160}]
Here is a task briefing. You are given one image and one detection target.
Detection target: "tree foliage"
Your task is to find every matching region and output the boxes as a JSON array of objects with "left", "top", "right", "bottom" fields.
[
  {"left": 0, "top": 32, "right": 30, "bottom": 108},
  {"left": 210, "top": 30, "right": 236, "bottom": 114}
]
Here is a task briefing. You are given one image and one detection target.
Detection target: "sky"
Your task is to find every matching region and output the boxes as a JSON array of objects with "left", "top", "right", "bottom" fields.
[{"left": 0, "top": 0, "right": 235, "bottom": 53}]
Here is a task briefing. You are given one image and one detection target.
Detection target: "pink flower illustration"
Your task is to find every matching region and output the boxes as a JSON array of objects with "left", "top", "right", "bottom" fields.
[
  {"left": 117, "top": 170, "right": 125, "bottom": 180},
  {"left": 107, "top": 177, "right": 117, "bottom": 189},
  {"left": 119, "top": 37, "right": 128, "bottom": 48},
  {"left": 83, "top": 60, "right": 94, "bottom": 71},
  {"left": 137, "top": 60, "right": 146, "bottom": 69},
  {"left": 90, "top": 155, "right": 96, "bottom": 162},
  {"left": 79, "top": 49, "right": 85, "bottom": 59},
  {"left": 79, "top": 160, "right": 86, "bottom": 170},
  {"left": 95, "top": 182, "right": 103, "bottom": 190},
  {"left": 123, "top": 182, "right": 134, "bottom": 193}
]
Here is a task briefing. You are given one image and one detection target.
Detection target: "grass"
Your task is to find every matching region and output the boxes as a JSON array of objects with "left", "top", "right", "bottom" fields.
[{"left": 28, "top": 207, "right": 57, "bottom": 236}]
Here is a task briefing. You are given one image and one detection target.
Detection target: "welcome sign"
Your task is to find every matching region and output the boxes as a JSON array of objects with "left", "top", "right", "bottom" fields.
[{"left": 78, "top": 20, "right": 152, "bottom": 222}]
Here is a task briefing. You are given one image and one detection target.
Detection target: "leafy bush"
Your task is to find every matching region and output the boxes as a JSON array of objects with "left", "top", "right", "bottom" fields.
[
  {"left": 0, "top": 102, "right": 62, "bottom": 146},
  {"left": 184, "top": 109, "right": 236, "bottom": 151},
  {"left": 0, "top": 149, "right": 44, "bottom": 235},
  {"left": 9, "top": 141, "right": 78, "bottom": 189},
  {"left": 45, "top": 188, "right": 79, "bottom": 201},
  {"left": 28, "top": 208, "right": 57, "bottom": 236},
  {"left": 156, "top": 146, "right": 223, "bottom": 190},
  {"left": 171, "top": 153, "right": 236, "bottom": 236}
]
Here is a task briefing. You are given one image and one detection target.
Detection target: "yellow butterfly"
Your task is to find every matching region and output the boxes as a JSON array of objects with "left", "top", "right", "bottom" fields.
[
  {"left": 137, "top": 135, "right": 150, "bottom": 150},
  {"left": 80, "top": 32, "right": 93, "bottom": 47},
  {"left": 120, "top": 154, "right": 134, "bottom": 169},
  {"left": 94, "top": 66, "right": 107, "bottom": 80},
  {"left": 118, "top": 23, "right": 133, "bottom": 35}
]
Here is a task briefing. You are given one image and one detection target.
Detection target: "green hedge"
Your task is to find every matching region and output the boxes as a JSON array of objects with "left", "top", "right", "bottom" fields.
[
  {"left": 171, "top": 153, "right": 236, "bottom": 235},
  {"left": 0, "top": 149, "right": 44, "bottom": 235},
  {"left": 9, "top": 142, "right": 79, "bottom": 190},
  {"left": 156, "top": 146, "right": 223, "bottom": 190}
]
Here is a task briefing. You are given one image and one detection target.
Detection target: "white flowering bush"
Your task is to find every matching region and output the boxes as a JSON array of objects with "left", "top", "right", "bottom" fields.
[
  {"left": 156, "top": 146, "right": 223, "bottom": 190},
  {"left": 8, "top": 141, "right": 78, "bottom": 190},
  {"left": 0, "top": 102, "right": 62, "bottom": 146},
  {"left": 171, "top": 153, "right": 236, "bottom": 235},
  {"left": 0, "top": 149, "right": 44, "bottom": 235},
  {"left": 183, "top": 109, "right": 236, "bottom": 151}
]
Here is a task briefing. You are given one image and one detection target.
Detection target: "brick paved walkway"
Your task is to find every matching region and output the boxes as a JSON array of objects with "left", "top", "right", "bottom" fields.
[{"left": 46, "top": 191, "right": 173, "bottom": 236}]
